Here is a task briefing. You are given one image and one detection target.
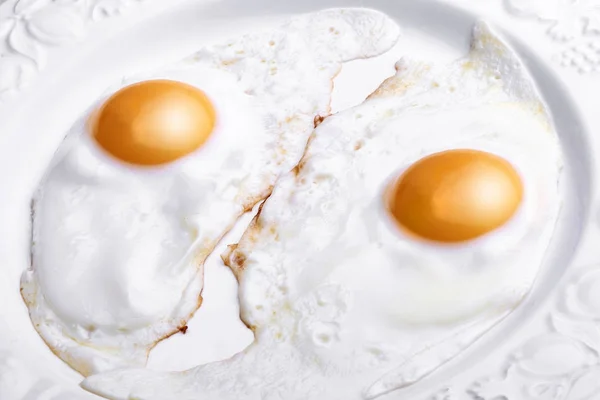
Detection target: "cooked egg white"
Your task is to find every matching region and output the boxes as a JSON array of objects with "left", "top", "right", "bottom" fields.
[
  {"left": 81, "top": 22, "right": 562, "bottom": 400},
  {"left": 21, "top": 8, "right": 401, "bottom": 376}
]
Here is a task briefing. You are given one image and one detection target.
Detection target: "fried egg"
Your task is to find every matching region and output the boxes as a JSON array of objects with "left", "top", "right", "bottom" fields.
[
  {"left": 20, "top": 8, "right": 401, "bottom": 376},
  {"left": 81, "top": 22, "right": 562, "bottom": 400}
]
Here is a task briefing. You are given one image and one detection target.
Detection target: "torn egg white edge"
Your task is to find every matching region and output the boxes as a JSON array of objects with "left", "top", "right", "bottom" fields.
[
  {"left": 19, "top": 85, "right": 213, "bottom": 376},
  {"left": 19, "top": 7, "right": 403, "bottom": 378},
  {"left": 79, "top": 20, "right": 563, "bottom": 400},
  {"left": 221, "top": 19, "right": 562, "bottom": 398}
]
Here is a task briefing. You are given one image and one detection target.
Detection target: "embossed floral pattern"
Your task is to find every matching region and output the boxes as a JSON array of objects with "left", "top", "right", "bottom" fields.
[
  {"left": 0, "top": 0, "right": 147, "bottom": 396},
  {"left": 463, "top": 265, "right": 600, "bottom": 400},
  {"left": 0, "top": 0, "right": 145, "bottom": 97},
  {"left": 0, "top": 320, "right": 90, "bottom": 399},
  {"left": 0, "top": 0, "right": 598, "bottom": 399},
  {"left": 504, "top": 0, "right": 600, "bottom": 72}
]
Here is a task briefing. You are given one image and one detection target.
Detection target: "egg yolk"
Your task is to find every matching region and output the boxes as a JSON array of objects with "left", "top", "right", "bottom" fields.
[
  {"left": 92, "top": 80, "right": 216, "bottom": 166},
  {"left": 388, "top": 149, "right": 524, "bottom": 243}
]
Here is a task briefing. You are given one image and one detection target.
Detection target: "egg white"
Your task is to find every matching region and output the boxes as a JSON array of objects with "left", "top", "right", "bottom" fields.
[
  {"left": 81, "top": 22, "right": 563, "bottom": 400},
  {"left": 21, "top": 8, "right": 401, "bottom": 376}
]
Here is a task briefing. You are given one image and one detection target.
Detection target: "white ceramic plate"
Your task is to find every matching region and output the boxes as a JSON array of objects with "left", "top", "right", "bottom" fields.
[{"left": 1, "top": 0, "right": 599, "bottom": 398}]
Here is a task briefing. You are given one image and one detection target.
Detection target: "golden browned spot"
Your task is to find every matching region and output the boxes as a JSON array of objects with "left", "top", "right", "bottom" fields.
[
  {"left": 295, "top": 158, "right": 307, "bottom": 173},
  {"left": 267, "top": 225, "right": 280, "bottom": 241},
  {"left": 354, "top": 140, "right": 364, "bottom": 151},
  {"left": 248, "top": 228, "right": 261, "bottom": 243},
  {"left": 221, "top": 244, "right": 238, "bottom": 266},
  {"left": 368, "top": 77, "right": 411, "bottom": 99},
  {"left": 387, "top": 149, "right": 523, "bottom": 243},
  {"left": 462, "top": 61, "right": 474, "bottom": 71},
  {"left": 292, "top": 156, "right": 309, "bottom": 177},
  {"left": 232, "top": 251, "right": 247, "bottom": 269},
  {"left": 277, "top": 146, "right": 288, "bottom": 157},
  {"left": 285, "top": 115, "right": 302, "bottom": 125},
  {"left": 314, "top": 115, "right": 325, "bottom": 128},
  {"left": 255, "top": 198, "right": 267, "bottom": 219},
  {"left": 92, "top": 80, "right": 216, "bottom": 166},
  {"left": 196, "top": 238, "right": 217, "bottom": 260}
]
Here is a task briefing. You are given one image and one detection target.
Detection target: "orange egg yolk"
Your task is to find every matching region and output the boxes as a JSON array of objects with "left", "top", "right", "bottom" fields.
[
  {"left": 388, "top": 149, "right": 524, "bottom": 243},
  {"left": 91, "top": 79, "right": 216, "bottom": 166}
]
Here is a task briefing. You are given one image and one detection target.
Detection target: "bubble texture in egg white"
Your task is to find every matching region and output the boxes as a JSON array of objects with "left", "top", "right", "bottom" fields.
[
  {"left": 81, "top": 22, "right": 562, "bottom": 400},
  {"left": 21, "top": 8, "right": 401, "bottom": 376}
]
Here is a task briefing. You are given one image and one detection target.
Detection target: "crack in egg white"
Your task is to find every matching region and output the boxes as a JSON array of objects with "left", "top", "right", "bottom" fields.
[
  {"left": 81, "top": 22, "right": 563, "bottom": 400},
  {"left": 21, "top": 8, "right": 401, "bottom": 376}
]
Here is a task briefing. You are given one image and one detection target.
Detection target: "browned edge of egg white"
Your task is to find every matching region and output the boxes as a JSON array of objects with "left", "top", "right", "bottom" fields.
[
  {"left": 23, "top": 199, "right": 227, "bottom": 376},
  {"left": 124, "top": 64, "right": 344, "bottom": 369},
  {"left": 223, "top": 110, "right": 330, "bottom": 275},
  {"left": 23, "top": 60, "right": 343, "bottom": 373}
]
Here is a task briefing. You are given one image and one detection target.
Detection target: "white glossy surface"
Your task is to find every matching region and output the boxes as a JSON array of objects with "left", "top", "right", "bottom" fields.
[
  {"left": 0, "top": 0, "right": 596, "bottom": 399},
  {"left": 21, "top": 8, "right": 400, "bottom": 377},
  {"left": 76, "top": 22, "right": 566, "bottom": 400}
]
